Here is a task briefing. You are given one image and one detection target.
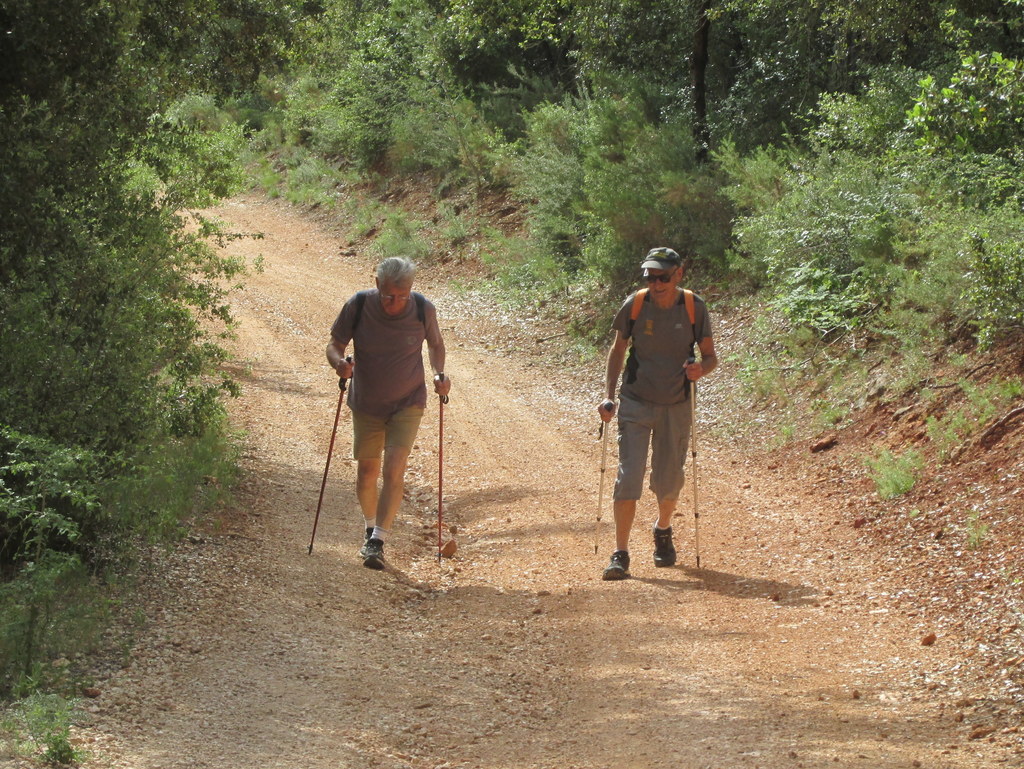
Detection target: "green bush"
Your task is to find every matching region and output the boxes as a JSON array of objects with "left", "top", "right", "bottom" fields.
[
  {"left": 0, "top": 422, "right": 238, "bottom": 693},
  {"left": 371, "top": 211, "right": 432, "bottom": 263},
  {"left": 966, "top": 236, "right": 1024, "bottom": 347},
  {"left": 809, "top": 66, "right": 923, "bottom": 156},
  {"left": 0, "top": 693, "right": 83, "bottom": 764},
  {"left": 729, "top": 151, "right": 923, "bottom": 337},
  {"left": 864, "top": 448, "right": 922, "bottom": 499},
  {"left": 578, "top": 94, "right": 732, "bottom": 290},
  {"left": 511, "top": 101, "right": 588, "bottom": 272},
  {"left": 909, "top": 51, "right": 1024, "bottom": 157},
  {"left": 389, "top": 91, "right": 509, "bottom": 195}
]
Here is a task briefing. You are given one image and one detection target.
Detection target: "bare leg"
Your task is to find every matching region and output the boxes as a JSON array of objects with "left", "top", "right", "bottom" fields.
[
  {"left": 356, "top": 458, "right": 381, "bottom": 525},
  {"left": 613, "top": 499, "right": 637, "bottom": 551},
  {"left": 375, "top": 445, "right": 411, "bottom": 531},
  {"left": 656, "top": 497, "right": 676, "bottom": 529}
]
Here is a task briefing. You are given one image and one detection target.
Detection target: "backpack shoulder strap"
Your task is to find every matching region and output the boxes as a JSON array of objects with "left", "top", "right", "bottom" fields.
[
  {"left": 627, "top": 289, "right": 648, "bottom": 338},
  {"left": 413, "top": 292, "right": 426, "bottom": 326},
  {"left": 683, "top": 288, "right": 695, "bottom": 326},
  {"left": 351, "top": 291, "right": 368, "bottom": 333},
  {"left": 630, "top": 288, "right": 648, "bottom": 322}
]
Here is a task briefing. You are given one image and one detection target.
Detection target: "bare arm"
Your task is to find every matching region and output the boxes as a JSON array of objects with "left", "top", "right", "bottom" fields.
[{"left": 426, "top": 336, "right": 450, "bottom": 396}]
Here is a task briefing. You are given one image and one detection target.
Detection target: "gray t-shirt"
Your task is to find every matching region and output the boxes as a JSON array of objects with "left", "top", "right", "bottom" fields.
[
  {"left": 330, "top": 289, "right": 444, "bottom": 419},
  {"left": 612, "top": 289, "right": 713, "bottom": 405}
]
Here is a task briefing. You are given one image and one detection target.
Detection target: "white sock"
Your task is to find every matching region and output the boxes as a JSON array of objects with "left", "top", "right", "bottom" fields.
[
  {"left": 654, "top": 523, "right": 671, "bottom": 532},
  {"left": 371, "top": 526, "right": 387, "bottom": 542}
]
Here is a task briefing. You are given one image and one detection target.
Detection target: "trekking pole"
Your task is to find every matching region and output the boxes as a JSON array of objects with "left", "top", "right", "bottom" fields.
[
  {"left": 594, "top": 418, "right": 610, "bottom": 554},
  {"left": 308, "top": 360, "right": 350, "bottom": 555},
  {"left": 690, "top": 376, "right": 701, "bottom": 569},
  {"left": 437, "top": 389, "right": 449, "bottom": 563}
]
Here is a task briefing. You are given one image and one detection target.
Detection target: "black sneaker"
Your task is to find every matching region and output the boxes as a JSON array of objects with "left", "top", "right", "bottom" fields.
[
  {"left": 360, "top": 537, "right": 385, "bottom": 570},
  {"left": 653, "top": 526, "right": 676, "bottom": 567},
  {"left": 602, "top": 550, "right": 630, "bottom": 581},
  {"left": 364, "top": 526, "right": 373, "bottom": 543}
]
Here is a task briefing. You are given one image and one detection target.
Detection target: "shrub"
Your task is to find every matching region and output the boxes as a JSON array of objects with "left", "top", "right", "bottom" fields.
[
  {"left": 730, "top": 151, "right": 923, "bottom": 337},
  {"left": 371, "top": 212, "right": 432, "bottom": 263},
  {"left": 966, "top": 236, "right": 1024, "bottom": 347},
  {"left": 511, "top": 101, "right": 588, "bottom": 272},
  {"left": 578, "top": 95, "right": 732, "bottom": 290},
  {"left": 0, "top": 693, "right": 83, "bottom": 764},
  {"left": 864, "top": 448, "right": 922, "bottom": 499},
  {"left": 908, "top": 51, "right": 1024, "bottom": 157}
]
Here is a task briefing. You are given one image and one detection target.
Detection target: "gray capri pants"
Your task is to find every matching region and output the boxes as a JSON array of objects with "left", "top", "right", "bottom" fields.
[{"left": 613, "top": 394, "right": 692, "bottom": 502}]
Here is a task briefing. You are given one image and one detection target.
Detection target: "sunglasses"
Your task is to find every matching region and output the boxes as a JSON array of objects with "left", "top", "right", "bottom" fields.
[{"left": 644, "top": 272, "right": 674, "bottom": 283}]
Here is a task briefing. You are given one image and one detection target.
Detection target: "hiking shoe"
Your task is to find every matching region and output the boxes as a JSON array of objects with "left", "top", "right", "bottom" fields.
[
  {"left": 360, "top": 537, "right": 385, "bottom": 570},
  {"left": 653, "top": 526, "right": 676, "bottom": 567},
  {"left": 364, "top": 526, "right": 373, "bottom": 543},
  {"left": 602, "top": 550, "right": 630, "bottom": 581}
]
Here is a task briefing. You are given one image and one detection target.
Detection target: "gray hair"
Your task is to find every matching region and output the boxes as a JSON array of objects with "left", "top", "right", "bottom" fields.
[{"left": 376, "top": 257, "right": 417, "bottom": 287}]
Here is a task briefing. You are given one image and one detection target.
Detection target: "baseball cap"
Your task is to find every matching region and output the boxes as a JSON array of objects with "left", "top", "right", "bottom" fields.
[{"left": 640, "top": 247, "right": 682, "bottom": 270}]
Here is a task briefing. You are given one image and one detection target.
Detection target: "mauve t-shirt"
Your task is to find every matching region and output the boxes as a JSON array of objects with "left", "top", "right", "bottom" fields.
[{"left": 330, "top": 289, "right": 443, "bottom": 419}]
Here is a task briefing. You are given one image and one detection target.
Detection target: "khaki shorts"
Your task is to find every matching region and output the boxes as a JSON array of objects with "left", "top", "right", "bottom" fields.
[
  {"left": 351, "top": 407, "right": 424, "bottom": 460},
  {"left": 613, "top": 395, "right": 692, "bottom": 503}
]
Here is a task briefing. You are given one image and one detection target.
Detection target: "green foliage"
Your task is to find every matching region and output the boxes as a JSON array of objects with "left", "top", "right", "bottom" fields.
[
  {"left": 0, "top": 422, "right": 238, "bottom": 694},
  {"left": 926, "top": 376, "right": 1024, "bottom": 460},
  {"left": 809, "top": 66, "right": 923, "bottom": 156},
  {"left": 511, "top": 101, "right": 588, "bottom": 271},
  {"left": 965, "top": 511, "right": 990, "bottom": 549},
  {"left": 371, "top": 212, "right": 432, "bottom": 262},
  {"left": 1, "top": 429, "right": 99, "bottom": 567},
  {"left": 439, "top": 0, "right": 575, "bottom": 112},
  {"left": 0, "top": 693, "right": 83, "bottom": 765},
  {"left": 864, "top": 448, "right": 922, "bottom": 499},
  {"left": 0, "top": 0, "right": 273, "bottom": 706},
  {"left": 0, "top": 552, "right": 104, "bottom": 697},
  {"left": 281, "top": 152, "right": 345, "bottom": 207},
  {"left": 729, "top": 151, "right": 921, "bottom": 336},
  {"left": 309, "top": 2, "right": 440, "bottom": 169},
  {"left": 965, "top": 236, "right": 1024, "bottom": 347},
  {"left": 909, "top": 52, "right": 1024, "bottom": 157},
  {"left": 578, "top": 91, "right": 732, "bottom": 289},
  {"left": 389, "top": 91, "right": 511, "bottom": 194}
]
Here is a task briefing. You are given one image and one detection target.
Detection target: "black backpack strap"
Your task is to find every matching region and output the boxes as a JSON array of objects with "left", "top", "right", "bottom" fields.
[
  {"left": 350, "top": 291, "right": 369, "bottom": 334},
  {"left": 413, "top": 292, "right": 426, "bottom": 326}
]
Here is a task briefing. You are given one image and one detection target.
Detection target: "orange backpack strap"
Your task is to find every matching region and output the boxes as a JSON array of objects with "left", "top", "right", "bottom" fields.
[
  {"left": 626, "top": 288, "right": 648, "bottom": 338},
  {"left": 630, "top": 288, "right": 648, "bottom": 323},
  {"left": 683, "top": 288, "right": 696, "bottom": 327}
]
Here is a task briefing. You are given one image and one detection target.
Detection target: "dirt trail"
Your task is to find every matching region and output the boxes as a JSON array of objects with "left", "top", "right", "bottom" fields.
[{"left": 74, "top": 197, "right": 1018, "bottom": 769}]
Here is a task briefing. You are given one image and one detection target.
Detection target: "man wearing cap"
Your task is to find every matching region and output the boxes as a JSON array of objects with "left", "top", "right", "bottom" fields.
[{"left": 596, "top": 247, "right": 718, "bottom": 580}]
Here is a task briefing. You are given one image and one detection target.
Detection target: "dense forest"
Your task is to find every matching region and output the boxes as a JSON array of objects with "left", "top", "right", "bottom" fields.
[{"left": 2, "top": 0, "right": 1023, "bottom": 756}]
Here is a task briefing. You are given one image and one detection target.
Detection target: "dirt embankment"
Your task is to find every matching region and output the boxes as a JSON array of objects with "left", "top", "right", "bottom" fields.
[{"left": 63, "top": 195, "right": 1022, "bottom": 769}]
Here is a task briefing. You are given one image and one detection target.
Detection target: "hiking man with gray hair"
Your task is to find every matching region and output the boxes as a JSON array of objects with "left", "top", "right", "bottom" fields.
[
  {"left": 597, "top": 247, "right": 718, "bottom": 580},
  {"left": 326, "top": 256, "right": 451, "bottom": 570}
]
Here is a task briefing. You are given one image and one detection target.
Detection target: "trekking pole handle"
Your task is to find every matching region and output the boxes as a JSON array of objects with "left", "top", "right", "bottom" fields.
[
  {"left": 599, "top": 399, "right": 616, "bottom": 420},
  {"left": 337, "top": 355, "right": 353, "bottom": 391},
  {"left": 434, "top": 372, "right": 449, "bottom": 404}
]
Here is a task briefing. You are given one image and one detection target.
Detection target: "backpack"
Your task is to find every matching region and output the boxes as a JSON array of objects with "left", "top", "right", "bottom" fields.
[
  {"left": 350, "top": 290, "right": 427, "bottom": 334},
  {"left": 624, "top": 287, "right": 698, "bottom": 385}
]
